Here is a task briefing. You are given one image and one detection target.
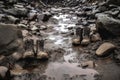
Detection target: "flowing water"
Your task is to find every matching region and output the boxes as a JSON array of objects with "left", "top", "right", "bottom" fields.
[{"left": 13, "top": 8, "right": 120, "bottom": 80}]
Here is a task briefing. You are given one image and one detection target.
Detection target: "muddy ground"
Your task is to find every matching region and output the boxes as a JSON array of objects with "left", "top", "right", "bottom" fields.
[
  {"left": 15, "top": 8, "right": 120, "bottom": 80},
  {"left": 0, "top": 0, "right": 120, "bottom": 80}
]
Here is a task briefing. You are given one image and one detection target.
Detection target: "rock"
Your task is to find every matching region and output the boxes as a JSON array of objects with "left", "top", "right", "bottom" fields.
[
  {"left": 42, "top": 13, "right": 52, "bottom": 22},
  {"left": 37, "top": 13, "right": 45, "bottom": 22},
  {"left": 21, "top": 30, "right": 29, "bottom": 37},
  {"left": 96, "top": 13, "right": 120, "bottom": 37},
  {"left": 0, "top": 55, "right": 5, "bottom": 61},
  {"left": 104, "top": 10, "right": 119, "bottom": 16},
  {"left": 10, "top": 69, "right": 28, "bottom": 76},
  {"left": 106, "top": 0, "right": 120, "bottom": 6},
  {"left": 118, "top": 14, "right": 120, "bottom": 19},
  {"left": 14, "top": 4, "right": 24, "bottom": 8},
  {"left": 3, "top": 7, "right": 28, "bottom": 17},
  {"left": 14, "top": 64, "right": 23, "bottom": 70},
  {"left": 31, "top": 25, "right": 38, "bottom": 31},
  {"left": 81, "top": 37, "right": 90, "bottom": 46},
  {"left": 6, "top": 15, "right": 20, "bottom": 24},
  {"left": 40, "top": 25, "right": 47, "bottom": 30},
  {"left": 81, "top": 61, "right": 96, "bottom": 68},
  {"left": 12, "top": 52, "right": 23, "bottom": 60},
  {"left": 0, "top": 66, "right": 8, "bottom": 78},
  {"left": 0, "top": 23, "right": 23, "bottom": 55},
  {"left": 18, "top": 24, "right": 28, "bottom": 29},
  {"left": 72, "top": 38, "right": 80, "bottom": 45},
  {"left": 0, "top": 14, "right": 5, "bottom": 21},
  {"left": 5, "top": 0, "right": 17, "bottom": 4},
  {"left": 28, "top": 10, "right": 37, "bottom": 21},
  {"left": 91, "top": 33, "right": 102, "bottom": 42},
  {"left": 96, "top": 42, "right": 116, "bottom": 56}
]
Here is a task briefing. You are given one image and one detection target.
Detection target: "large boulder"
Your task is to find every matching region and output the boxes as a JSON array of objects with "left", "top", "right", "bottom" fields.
[
  {"left": 96, "top": 13, "right": 120, "bottom": 38},
  {"left": 96, "top": 42, "right": 116, "bottom": 57},
  {"left": 0, "top": 23, "right": 23, "bottom": 56},
  {"left": 106, "top": 0, "right": 120, "bottom": 6}
]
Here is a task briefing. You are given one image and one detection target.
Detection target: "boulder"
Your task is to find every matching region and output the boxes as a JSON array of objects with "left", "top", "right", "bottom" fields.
[
  {"left": 96, "top": 13, "right": 120, "bottom": 37},
  {"left": 96, "top": 42, "right": 116, "bottom": 56},
  {"left": 106, "top": 0, "right": 120, "bottom": 6},
  {"left": 0, "top": 23, "right": 23, "bottom": 56}
]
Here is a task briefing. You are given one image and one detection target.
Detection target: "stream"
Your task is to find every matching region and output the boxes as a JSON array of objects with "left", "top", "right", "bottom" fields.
[{"left": 12, "top": 8, "right": 120, "bottom": 80}]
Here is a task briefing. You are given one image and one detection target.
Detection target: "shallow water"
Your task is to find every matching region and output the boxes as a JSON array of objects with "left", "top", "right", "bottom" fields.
[{"left": 14, "top": 9, "right": 120, "bottom": 80}]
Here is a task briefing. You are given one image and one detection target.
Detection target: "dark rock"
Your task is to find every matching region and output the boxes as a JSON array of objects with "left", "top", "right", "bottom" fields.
[
  {"left": 3, "top": 7, "right": 28, "bottom": 17},
  {"left": 106, "top": 0, "right": 120, "bottom": 6},
  {"left": 96, "top": 13, "right": 120, "bottom": 38},
  {"left": 0, "top": 23, "right": 23, "bottom": 56}
]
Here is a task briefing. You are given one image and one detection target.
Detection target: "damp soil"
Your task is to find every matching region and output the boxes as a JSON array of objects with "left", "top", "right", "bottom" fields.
[{"left": 14, "top": 8, "right": 120, "bottom": 80}]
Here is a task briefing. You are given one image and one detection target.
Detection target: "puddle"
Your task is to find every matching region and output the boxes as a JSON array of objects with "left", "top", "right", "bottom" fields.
[{"left": 44, "top": 62, "right": 99, "bottom": 80}]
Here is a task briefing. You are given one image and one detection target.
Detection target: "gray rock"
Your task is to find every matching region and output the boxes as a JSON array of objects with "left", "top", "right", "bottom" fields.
[
  {"left": 106, "top": 0, "right": 120, "bottom": 6},
  {"left": 3, "top": 7, "right": 28, "bottom": 17},
  {"left": 81, "top": 61, "right": 96, "bottom": 68},
  {"left": 0, "top": 23, "right": 23, "bottom": 55},
  {"left": 96, "top": 13, "right": 120, "bottom": 36},
  {"left": 6, "top": 15, "right": 20, "bottom": 23}
]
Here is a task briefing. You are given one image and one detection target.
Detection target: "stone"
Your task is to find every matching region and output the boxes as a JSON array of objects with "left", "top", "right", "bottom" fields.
[
  {"left": 28, "top": 11, "right": 37, "bottom": 21},
  {"left": 37, "top": 13, "right": 45, "bottom": 22},
  {"left": 6, "top": 0, "right": 17, "bottom": 4},
  {"left": 14, "top": 64, "right": 23, "bottom": 70},
  {"left": 0, "top": 23, "right": 23, "bottom": 55},
  {"left": 7, "top": 15, "right": 20, "bottom": 24},
  {"left": 12, "top": 52, "right": 23, "bottom": 60},
  {"left": 90, "top": 33, "right": 102, "bottom": 42},
  {"left": 18, "top": 24, "right": 28, "bottom": 29},
  {"left": 106, "top": 0, "right": 120, "bottom": 6},
  {"left": 40, "top": 25, "right": 47, "bottom": 30},
  {"left": 0, "top": 66, "right": 8, "bottom": 78},
  {"left": 21, "top": 30, "right": 29, "bottom": 37},
  {"left": 96, "top": 42, "right": 116, "bottom": 56},
  {"left": 0, "top": 14, "right": 5, "bottom": 21},
  {"left": 3, "top": 7, "right": 28, "bottom": 17},
  {"left": 0, "top": 55, "right": 5, "bottom": 61},
  {"left": 96, "top": 13, "right": 120, "bottom": 37},
  {"left": 104, "top": 10, "right": 119, "bottom": 16},
  {"left": 10, "top": 69, "right": 28, "bottom": 76},
  {"left": 81, "top": 61, "right": 96, "bottom": 68}
]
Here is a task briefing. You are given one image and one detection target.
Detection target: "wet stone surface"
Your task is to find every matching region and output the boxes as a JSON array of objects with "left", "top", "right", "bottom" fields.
[{"left": 0, "top": 1, "right": 120, "bottom": 80}]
